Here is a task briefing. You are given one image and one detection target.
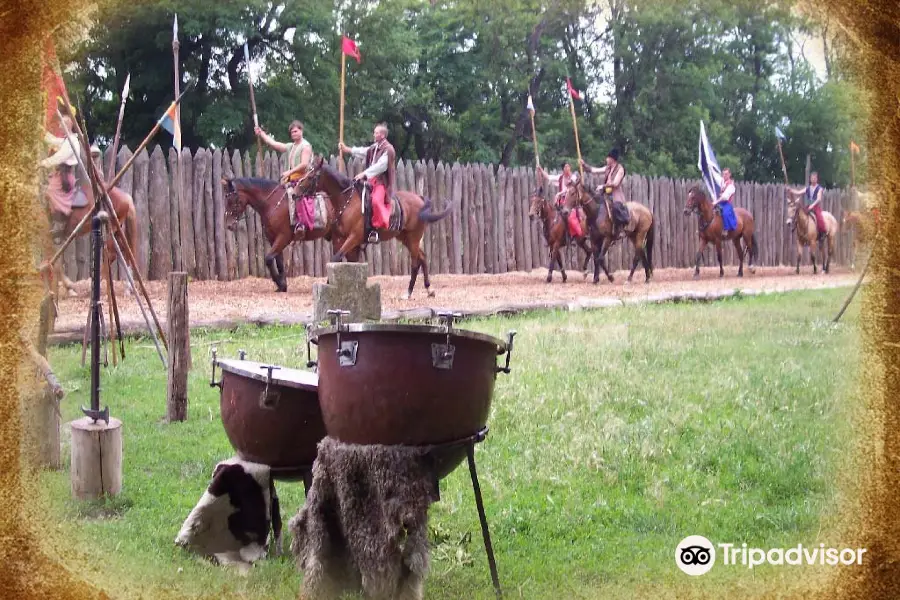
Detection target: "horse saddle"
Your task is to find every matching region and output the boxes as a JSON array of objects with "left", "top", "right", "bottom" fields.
[
  {"left": 71, "top": 185, "right": 90, "bottom": 209},
  {"left": 360, "top": 183, "right": 403, "bottom": 232}
]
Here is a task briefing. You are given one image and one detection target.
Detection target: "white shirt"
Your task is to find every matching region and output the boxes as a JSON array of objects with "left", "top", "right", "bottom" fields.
[
  {"left": 717, "top": 181, "right": 735, "bottom": 203},
  {"left": 349, "top": 141, "right": 389, "bottom": 179},
  {"left": 41, "top": 132, "right": 82, "bottom": 168}
]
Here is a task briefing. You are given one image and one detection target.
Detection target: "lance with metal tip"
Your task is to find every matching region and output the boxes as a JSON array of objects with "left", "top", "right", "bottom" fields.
[{"left": 106, "top": 72, "right": 130, "bottom": 182}]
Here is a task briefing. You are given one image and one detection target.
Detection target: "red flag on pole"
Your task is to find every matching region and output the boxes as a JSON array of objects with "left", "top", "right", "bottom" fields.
[
  {"left": 42, "top": 37, "right": 72, "bottom": 138},
  {"left": 342, "top": 35, "right": 361, "bottom": 63},
  {"left": 566, "top": 77, "right": 581, "bottom": 101}
]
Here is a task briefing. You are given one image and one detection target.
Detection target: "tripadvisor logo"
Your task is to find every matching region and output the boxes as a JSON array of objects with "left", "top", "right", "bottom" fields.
[{"left": 676, "top": 536, "right": 868, "bottom": 575}]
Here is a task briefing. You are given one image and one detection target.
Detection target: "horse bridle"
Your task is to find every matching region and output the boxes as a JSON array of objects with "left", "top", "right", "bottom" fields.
[
  {"left": 686, "top": 189, "right": 721, "bottom": 233},
  {"left": 224, "top": 183, "right": 250, "bottom": 224}
]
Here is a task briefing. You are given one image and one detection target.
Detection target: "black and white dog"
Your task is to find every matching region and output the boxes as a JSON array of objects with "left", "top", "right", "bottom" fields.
[{"left": 176, "top": 457, "right": 282, "bottom": 573}]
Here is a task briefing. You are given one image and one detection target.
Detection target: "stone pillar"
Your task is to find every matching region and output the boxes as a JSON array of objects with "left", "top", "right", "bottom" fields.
[{"left": 313, "top": 263, "right": 381, "bottom": 323}]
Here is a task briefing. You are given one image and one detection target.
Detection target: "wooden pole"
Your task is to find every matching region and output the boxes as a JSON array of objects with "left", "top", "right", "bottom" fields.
[
  {"left": 106, "top": 73, "right": 130, "bottom": 181},
  {"left": 529, "top": 107, "right": 540, "bottom": 170},
  {"left": 166, "top": 272, "right": 189, "bottom": 422},
  {"left": 244, "top": 43, "right": 263, "bottom": 164},
  {"left": 850, "top": 144, "right": 856, "bottom": 188},
  {"left": 338, "top": 51, "right": 347, "bottom": 174},
  {"left": 805, "top": 153, "right": 811, "bottom": 186},
  {"left": 568, "top": 94, "right": 583, "bottom": 180},
  {"left": 101, "top": 245, "right": 118, "bottom": 366},
  {"left": 776, "top": 140, "right": 789, "bottom": 185},
  {"left": 54, "top": 102, "right": 169, "bottom": 351}
]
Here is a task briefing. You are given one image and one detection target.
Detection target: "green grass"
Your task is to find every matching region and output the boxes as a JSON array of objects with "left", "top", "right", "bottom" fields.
[{"left": 35, "top": 288, "right": 864, "bottom": 599}]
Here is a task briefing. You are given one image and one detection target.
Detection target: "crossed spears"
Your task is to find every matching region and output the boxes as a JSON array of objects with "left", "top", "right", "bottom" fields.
[{"left": 40, "top": 84, "right": 194, "bottom": 368}]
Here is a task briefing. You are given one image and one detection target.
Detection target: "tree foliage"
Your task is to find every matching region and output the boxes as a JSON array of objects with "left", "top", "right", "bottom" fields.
[{"left": 62, "top": 0, "right": 868, "bottom": 187}]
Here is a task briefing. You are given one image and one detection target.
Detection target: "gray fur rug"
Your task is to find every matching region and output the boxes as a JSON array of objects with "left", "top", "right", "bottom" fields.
[{"left": 289, "top": 436, "right": 441, "bottom": 600}]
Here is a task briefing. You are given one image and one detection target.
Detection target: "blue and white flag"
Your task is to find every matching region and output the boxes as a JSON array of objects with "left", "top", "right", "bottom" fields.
[
  {"left": 775, "top": 126, "right": 786, "bottom": 142},
  {"left": 698, "top": 121, "right": 723, "bottom": 200}
]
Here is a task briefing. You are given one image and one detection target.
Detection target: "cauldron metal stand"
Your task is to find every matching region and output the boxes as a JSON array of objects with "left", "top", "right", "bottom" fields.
[{"left": 428, "top": 425, "right": 502, "bottom": 599}]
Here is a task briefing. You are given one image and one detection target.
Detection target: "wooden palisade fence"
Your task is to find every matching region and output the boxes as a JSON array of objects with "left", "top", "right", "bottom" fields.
[{"left": 62, "top": 145, "right": 861, "bottom": 283}]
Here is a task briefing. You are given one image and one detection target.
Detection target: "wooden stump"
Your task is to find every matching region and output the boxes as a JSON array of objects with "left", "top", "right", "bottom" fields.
[
  {"left": 70, "top": 417, "right": 123, "bottom": 500},
  {"left": 166, "top": 272, "right": 190, "bottom": 422}
]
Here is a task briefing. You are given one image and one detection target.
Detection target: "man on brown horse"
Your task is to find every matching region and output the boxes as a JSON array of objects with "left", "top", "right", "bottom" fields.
[
  {"left": 788, "top": 171, "right": 828, "bottom": 243},
  {"left": 338, "top": 122, "right": 396, "bottom": 245},
  {"left": 537, "top": 163, "right": 584, "bottom": 240},
  {"left": 715, "top": 168, "right": 739, "bottom": 235},
  {"left": 41, "top": 111, "right": 90, "bottom": 244},
  {"left": 580, "top": 148, "right": 630, "bottom": 240},
  {"left": 255, "top": 120, "right": 313, "bottom": 235}
]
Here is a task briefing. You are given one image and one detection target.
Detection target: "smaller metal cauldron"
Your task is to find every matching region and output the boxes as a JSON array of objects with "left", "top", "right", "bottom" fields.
[
  {"left": 307, "top": 311, "right": 516, "bottom": 478},
  {"left": 210, "top": 350, "right": 326, "bottom": 481}
]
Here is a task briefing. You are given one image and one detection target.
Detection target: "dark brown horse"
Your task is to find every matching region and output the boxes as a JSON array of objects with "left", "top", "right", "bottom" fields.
[
  {"left": 221, "top": 175, "right": 360, "bottom": 292},
  {"left": 53, "top": 180, "right": 139, "bottom": 297},
  {"left": 684, "top": 186, "right": 758, "bottom": 279},
  {"left": 566, "top": 178, "right": 655, "bottom": 284},
  {"left": 295, "top": 157, "right": 454, "bottom": 300},
  {"left": 528, "top": 186, "right": 593, "bottom": 282}
]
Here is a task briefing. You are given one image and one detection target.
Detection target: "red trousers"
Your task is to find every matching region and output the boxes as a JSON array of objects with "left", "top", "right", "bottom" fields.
[
  {"left": 556, "top": 193, "right": 583, "bottom": 237},
  {"left": 370, "top": 177, "right": 391, "bottom": 229},
  {"left": 809, "top": 205, "right": 826, "bottom": 233}
]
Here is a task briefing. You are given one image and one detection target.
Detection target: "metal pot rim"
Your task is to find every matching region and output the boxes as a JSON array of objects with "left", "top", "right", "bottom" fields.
[
  {"left": 217, "top": 358, "right": 319, "bottom": 391},
  {"left": 309, "top": 322, "right": 507, "bottom": 352}
]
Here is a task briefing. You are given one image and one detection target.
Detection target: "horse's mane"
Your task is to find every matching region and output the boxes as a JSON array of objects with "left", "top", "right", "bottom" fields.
[
  {"left": 233, "top": 176, "right": 279, "bottom": 190},
  {"left": 320, "top": 163, "right": 353, "bottom": 189}
]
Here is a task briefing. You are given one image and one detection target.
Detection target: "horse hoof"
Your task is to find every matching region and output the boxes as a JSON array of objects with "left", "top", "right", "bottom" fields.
[
  {"left": 400, "top": 292, "right": 411, "bottom": 300},
  {"left": 583, "top": 271, "right": 589, "bottom": 280},
  {"left": 608, "top": 276, "right": 614, "bottom": 283},
  {"left": 562, "top": 274, "right": 567, "bottom": 283},
  {"left": 546, "top": 276, "right": 552, "bottom": 284},
  {"left": 749, "top": 267, "right": 756, "bottom": 274},
  {"left": 427, "top": 289, "right": 436, "bottom": 298},
  {"left": 693, "top": 272, "right": 700, "bottom": 280}
]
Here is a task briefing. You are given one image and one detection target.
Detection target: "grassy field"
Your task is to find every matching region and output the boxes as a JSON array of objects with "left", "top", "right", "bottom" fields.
[{"left": 35, "top": 287, "right": 865, "bottom": 599}]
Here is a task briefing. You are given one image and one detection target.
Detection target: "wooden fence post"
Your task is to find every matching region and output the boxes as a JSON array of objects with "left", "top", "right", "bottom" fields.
[{"left": 166, "top": 272, "right": 190, "bottom": 422}]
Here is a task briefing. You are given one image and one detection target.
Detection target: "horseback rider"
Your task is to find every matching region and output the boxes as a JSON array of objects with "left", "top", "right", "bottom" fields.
[
  {"left": 714, "top": 167, "right": 738, "bottom": 235},
  {"left": 255, "top": 120, "right": 313, "bottom": 234},
  {"left": 41, "top": 110, "right": 90, "bottom": 243},
  {"left": 580, "top": 148, "right": 629, "bottom": 239},
  {"left": 789, "top": 171, "right": 828, "bottom": 242},
  {"left": 537, "top": 162, "right": 583, "bottom": 239},
  {"left": 338, "top": 122, "right": 397, "bottom": 244}
]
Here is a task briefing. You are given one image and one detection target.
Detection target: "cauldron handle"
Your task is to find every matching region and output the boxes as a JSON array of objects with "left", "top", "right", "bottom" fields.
[
  {"left": 209, "top": 348, "right": 221, "bottom": 389},
  {"left": 305, "top": 323, "right": 318, "bottom": 370},
  {"left": 496, "top": 330, "right": 517, "bottom": 375},
  {"left": 259, "top": 365, "right": 282, "bottom": 409}
]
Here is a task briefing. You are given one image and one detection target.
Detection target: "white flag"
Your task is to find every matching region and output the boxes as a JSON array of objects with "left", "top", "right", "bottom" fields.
[{"left": 526, "top": 94, "right": 535, "bottom": 113}]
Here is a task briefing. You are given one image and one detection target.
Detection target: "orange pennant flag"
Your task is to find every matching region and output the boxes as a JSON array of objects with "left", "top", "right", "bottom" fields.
[
  {"left": 41, "top": 37, "right": 72, "bottom": 138},
  {"left": 850, "top": 140, "right": 860, "bottom": 154}
]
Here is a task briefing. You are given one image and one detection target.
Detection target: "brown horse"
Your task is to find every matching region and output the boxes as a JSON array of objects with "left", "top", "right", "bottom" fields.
[
  {"left": 528, "top": 186, "right": 593, "bottom": 282},
  {"left": 295, "top": 156, "right": 454, "bottom": 300},
  {"left": 52, "top": 180, "right": 139, "bottom": 297},
  {"left": 566, "top": 178, "right": 655, "bottom": 284},
  {"left": 221, "top": 175, "right": 361, "bottom": 292},
  {"left": 684, "top": 186, "right": 758, "bottom": 279},
  {"left": 841, "top": 209, "right": 879, "bottom": 270},
  {"left": 785, "top": 190, "right": 839, "bottom": 274}
]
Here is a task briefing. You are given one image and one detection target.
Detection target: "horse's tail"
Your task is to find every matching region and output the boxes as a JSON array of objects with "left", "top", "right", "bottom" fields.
[
  {"left": 419, "top": 197, "right": 455, "bottom": 224},
  {"left": 644, "top": 218, "right": 655, "bottom": 274}
]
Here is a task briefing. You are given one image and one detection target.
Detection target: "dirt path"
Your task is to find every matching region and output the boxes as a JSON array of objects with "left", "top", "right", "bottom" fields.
[{"left": 52, "top": 265, "right": 859, "bottom": 342}]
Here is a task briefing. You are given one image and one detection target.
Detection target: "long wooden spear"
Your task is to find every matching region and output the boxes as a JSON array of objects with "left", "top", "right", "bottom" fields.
[
  {"left": 105, "top": 72, "right": 130, "bottom": 183},
  {"left": 45, "top": 84, "right": 193, "bottom": 271},
  {"left": 244, "top": 42, "right": 263, "bottom": 164},
  {"left": 338, "top": 42, "right": 347, "bottom": 174},
  {"left": 527, "top": 94, "right": 540, "bottom": 170},
  {"left": 55, "top": 98, "right": 169, "bottom": 351},
  {"left": 566, "top": 77, "right": 583, "bottom": 179},
  {"left": 775, "top": 126, "right": 789, "bottom": 184}
]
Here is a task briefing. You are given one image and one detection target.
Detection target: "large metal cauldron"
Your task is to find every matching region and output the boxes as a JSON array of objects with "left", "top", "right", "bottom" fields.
[
  {"left": 211, "top": 352, "right": 325, "bottom": 481},
  {"left": 308, "top": 312, "right": 515, "bottom": 479}
]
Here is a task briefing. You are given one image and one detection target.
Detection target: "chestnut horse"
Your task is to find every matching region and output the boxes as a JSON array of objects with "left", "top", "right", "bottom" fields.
[
  {"left": 528, "top": 186, "right": 593, "bottom": 282},
  {"left": 294, "top": 156, "right": 454, "bottom": 300},
  {"left": 566, "top": 178, "right": 655, "bottom": 284},
  {"left": 683, "top": 186, "right": 758, "bottom": 279},
  {"left": 52, "top": 180, "right": 139, "bottom": 297},
  {"left": 785, "top": 190, "right": 839, "bottom": 274},
  {"left": 221, "top": 176, "right": 360, "bottom": 292}
]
